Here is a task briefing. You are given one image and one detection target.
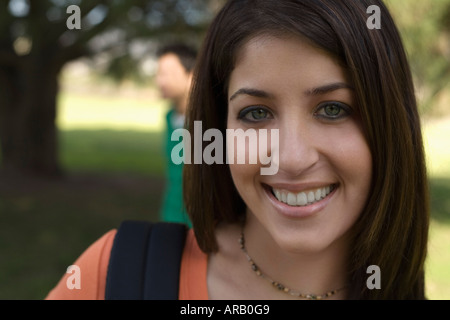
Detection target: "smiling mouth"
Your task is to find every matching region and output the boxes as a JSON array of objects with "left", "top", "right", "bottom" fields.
[{"left": 269, "top": 184, "right": 336, "bottom": 207}]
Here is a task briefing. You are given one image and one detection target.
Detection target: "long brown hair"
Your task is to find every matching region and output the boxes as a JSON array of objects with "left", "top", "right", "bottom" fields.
[{"left": 183, "top": 0, "right": 429, "bottom": 299}]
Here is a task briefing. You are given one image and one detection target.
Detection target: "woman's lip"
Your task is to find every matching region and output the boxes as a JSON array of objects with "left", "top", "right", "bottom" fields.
[{"left": 263, "top": 183, "right": 338, "bottom": 218}]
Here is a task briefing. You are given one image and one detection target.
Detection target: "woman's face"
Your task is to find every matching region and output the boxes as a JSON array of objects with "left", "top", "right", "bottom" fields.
[{"left": 227, "top": 35, "right": 372, "bottom": 253}]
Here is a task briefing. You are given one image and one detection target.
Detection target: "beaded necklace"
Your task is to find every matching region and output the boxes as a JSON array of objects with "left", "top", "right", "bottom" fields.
[{"left": 238, "top": 231, "right": 348, "bottom": 300}]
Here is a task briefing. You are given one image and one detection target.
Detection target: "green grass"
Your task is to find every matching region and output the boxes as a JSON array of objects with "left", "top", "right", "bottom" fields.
[
  {"left": 422, "top": 117, "right": 450, "bottom": 178},
  {"left": 57, "top": 90, "right": 170, "bottom": 132},
  {"left": 0, "top": 172, "right": 166, "bottom": 299},
  {"left": 59, "top": 129, "right": 166, "bottom": 176},
  {"left": 421, "top": 116, "right": 450, "bottom": 299},
  {"left": 426, "top": 178, "right": 450, "bottom": 299},
  {"left": 0, "top": 128, "right": 169, "bottom": 299}
]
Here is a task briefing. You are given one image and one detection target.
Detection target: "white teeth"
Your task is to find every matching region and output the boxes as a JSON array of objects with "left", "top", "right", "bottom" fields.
[
  {"left": 321, "top": 188, "right": 326, "bottom": 198},
  {"left": 297, "top": 192, "right": 307, "bottom": 206},
  {"left": 272, "top": 185, "right": 334, "bottom": 207},
  {"left": 317, "top": 189, "right": 324, "bottom": 201},
  {"left": 287, "top": 193, "right": 296, "bottom": 206},
  {"left": 307, "top": 191, "right": 315, "bottom": 203}
]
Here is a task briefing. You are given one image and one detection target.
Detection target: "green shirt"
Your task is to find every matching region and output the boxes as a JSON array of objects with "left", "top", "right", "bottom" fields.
[{"left": 160, "top": 108, "right": 192, "bottom": 227}]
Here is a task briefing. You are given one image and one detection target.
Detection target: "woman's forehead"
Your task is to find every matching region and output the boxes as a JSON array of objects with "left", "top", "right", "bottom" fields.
[{"left": 228, "top": 34, "right": 350, "bottom": 97}]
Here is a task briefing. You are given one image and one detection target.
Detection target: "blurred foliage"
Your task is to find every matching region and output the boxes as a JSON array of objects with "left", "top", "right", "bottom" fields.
[
  {"left": 0, "top": 0, "right": 224, "bottom": 80},
  {"left": 0, "top": 0, "right": 448, "bottom": 110},
  {"left": 386, "top": 0, "right": 450, "bottom": 115}
]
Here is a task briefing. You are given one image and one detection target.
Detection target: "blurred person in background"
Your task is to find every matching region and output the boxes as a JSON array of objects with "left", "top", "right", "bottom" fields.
[{"left": 155, "top": 43, "right": 197, "bottom": 227}]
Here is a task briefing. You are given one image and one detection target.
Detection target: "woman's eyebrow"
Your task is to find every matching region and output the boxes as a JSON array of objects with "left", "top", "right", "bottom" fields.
[
  {"left": 229, "top": 88, "right": 274, "bottom": 101},
  {"left": 229, "top": 82, "right": 353, "bottom": 101},
  {"left": 305, "top": 82, "right": 354, "bottom": 96}
]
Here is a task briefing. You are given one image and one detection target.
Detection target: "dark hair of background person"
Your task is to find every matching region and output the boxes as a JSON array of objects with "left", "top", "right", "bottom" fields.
[
  {"left": 183, "top": 0, "right": 429, "bottom": 300},
  {"left": 157, "top": 43, "right": 198, "bottom": 73}
]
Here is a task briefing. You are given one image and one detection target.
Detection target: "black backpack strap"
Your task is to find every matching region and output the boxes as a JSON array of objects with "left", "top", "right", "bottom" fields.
[{"left": 105, "top": 220, "right": 187, "bottom": 300}]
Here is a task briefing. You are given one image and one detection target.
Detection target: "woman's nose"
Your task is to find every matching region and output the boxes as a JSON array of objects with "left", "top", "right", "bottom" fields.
[{"left": 273, "top": 120, "right": 320, "bottom": 177}]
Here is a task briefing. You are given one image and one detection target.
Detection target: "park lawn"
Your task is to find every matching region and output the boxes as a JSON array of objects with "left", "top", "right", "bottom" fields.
[
  {"left": 0, "top": 172, "right": 166, "bottom": 299},
  {"left": 0, "top": 129, "right": 168, "bottom": 299},
  {"left": 57, "top": 91, "right": 169, "bottom": 176},
  {"left": 57, "top": 90, "right": 170, "bottom": 132},
  {"left": 426, "top": 217, "right": 450, "bottom": 299},
  {"left": 59, "top": 129, "right": 166, "bottom": 177},
  {"left": 422, "top": 117, "right": 450, "bottom": 299}
]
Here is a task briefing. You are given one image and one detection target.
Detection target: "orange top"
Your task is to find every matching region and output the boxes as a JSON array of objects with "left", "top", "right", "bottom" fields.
[{"left": 45, "top": 229, "right": 208, "bottom": 300}]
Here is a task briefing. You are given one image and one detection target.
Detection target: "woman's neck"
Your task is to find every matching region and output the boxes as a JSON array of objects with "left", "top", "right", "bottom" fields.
[{"left": 242, "top": 214, "right": 350, "bottom": 299}]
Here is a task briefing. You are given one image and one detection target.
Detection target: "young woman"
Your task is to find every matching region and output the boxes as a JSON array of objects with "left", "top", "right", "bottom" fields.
[
  {"left": 184, "top": 0, "right": 429, "bottom": 299},
  {"left": 46, "top": 0, "right": 429, "bottom": 300}
]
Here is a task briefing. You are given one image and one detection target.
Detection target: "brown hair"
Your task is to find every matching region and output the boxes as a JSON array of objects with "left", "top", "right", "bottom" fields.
[{"left": 183, "top": 0, "right": 429, "bottom": 299}]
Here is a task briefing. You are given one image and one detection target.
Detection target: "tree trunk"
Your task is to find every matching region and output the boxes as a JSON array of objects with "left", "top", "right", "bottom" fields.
[{"left": 0, "top": 56, "right": 63, "bottom": 178}]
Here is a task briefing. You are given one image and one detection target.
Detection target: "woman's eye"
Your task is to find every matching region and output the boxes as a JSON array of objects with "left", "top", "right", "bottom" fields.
[
  {"left": 314, "top": 102, "right": 352, "bottom": 120},
  {"left": 238, "top": 106, "right": 272, "bottom": 122}
]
